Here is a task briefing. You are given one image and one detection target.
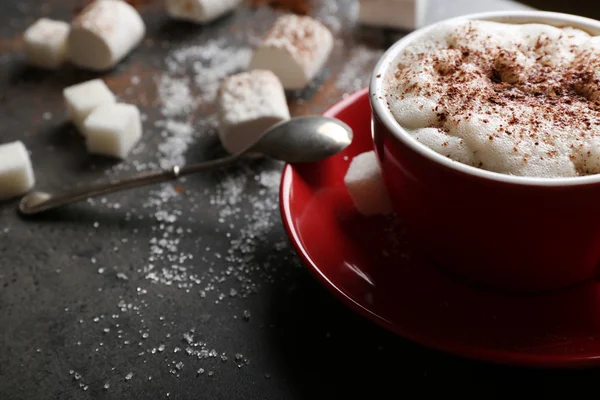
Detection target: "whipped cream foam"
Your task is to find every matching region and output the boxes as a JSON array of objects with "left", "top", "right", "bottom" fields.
[{"left": 385, "top": 20, "right": 600, "bottom": 178}]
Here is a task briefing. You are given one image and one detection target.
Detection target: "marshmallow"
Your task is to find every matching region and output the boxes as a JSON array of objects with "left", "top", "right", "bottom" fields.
[
  {"left": 67, "top": 0, "right": 146, "bottom": 71},
  {"left": 0, "top": 141, "right": 35, "bottom": 200},
  {"left": 344, "top": 151, "right": 393, "bottom": 216},
  {"left": 358, "top": 0, "right": 429, "bottom": 31},
  {"left": 63, "top": 79, "right": 116, "bottom": 134},
  {"left": 166, "top": 0, "right": 241, "bottom": 24},
  {"left": 84, "top": 103, "right": 142, "bottom": 159},
  {"left": 249, "top": 14, "right": 334, "bottom": 90},
  {"left": 217, "top": 70, "right": 290, "bottom": 154},
  {"left": 23, "top": 18, "right": 70, "bottom": 69}
]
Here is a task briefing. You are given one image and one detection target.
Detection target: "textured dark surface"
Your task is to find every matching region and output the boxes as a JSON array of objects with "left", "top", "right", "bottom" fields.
[{"left": 1, "top": 1, "right": 599, "bottom": 399}]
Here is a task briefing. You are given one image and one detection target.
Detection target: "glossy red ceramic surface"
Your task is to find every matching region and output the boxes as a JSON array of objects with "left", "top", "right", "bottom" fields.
[
  {"left": 373, "top": 114, "right": 600, "bottom": 292},
  {"left": 280, "top": 88, "right": 600, "bottom": 367}
]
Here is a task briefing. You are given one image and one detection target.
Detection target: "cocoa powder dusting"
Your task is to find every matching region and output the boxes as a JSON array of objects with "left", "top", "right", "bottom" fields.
[
  {"left": 386, "top": 20, "right": 600, "bottom": 177},
  {"left": 396, "top": 24, "right": 600, "bottom": 152}
]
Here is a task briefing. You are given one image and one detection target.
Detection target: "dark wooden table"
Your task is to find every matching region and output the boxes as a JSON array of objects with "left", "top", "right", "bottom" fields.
[{"left": 0, "top": 1, "right": 598, "bottom": 399}]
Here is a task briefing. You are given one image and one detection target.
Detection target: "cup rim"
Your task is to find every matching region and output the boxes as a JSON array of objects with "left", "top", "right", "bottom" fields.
[{"left": 370, "top": 10, "right": 600, "bottom": 187}]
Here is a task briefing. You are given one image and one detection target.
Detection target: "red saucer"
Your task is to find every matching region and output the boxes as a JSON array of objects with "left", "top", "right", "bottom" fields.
[{"left": 279, "top": 88, "right": 600, "bottom": 368}]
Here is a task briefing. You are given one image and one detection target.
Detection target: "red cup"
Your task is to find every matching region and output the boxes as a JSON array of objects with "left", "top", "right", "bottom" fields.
[{"left": 370, "top": 11, "right": 600, "bottom": 293}]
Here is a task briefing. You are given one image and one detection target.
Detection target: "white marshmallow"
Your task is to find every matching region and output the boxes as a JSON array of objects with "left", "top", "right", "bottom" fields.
[
  {"left": 217, "top": 70, "right": 290, "bottom": 154},
  {"left": 358, "top": 0, "right": 429, "bottom": 31},
  {"left": 67, "top": 0, "right": 146, "bottom": 71},
  {"left": 166, "top": 0, "right": 241, "bottom": 24},
  {"left": 249, "top": 14, "right": 334, "bottom": 90},
  {"left": 23, "top": 18, "right": 70, "bottom": 69},
  {"left": 83, "top": 103, "right": 142, "bottom": 159},
  {"left": 0, "top": 141, "right": 35, "bottom": 200},
  {"left": 63, "top": 79, "right": 116, "bottom": 134},
  {"left": 344, "top": 151, "right": 393, "bottom": 216}
]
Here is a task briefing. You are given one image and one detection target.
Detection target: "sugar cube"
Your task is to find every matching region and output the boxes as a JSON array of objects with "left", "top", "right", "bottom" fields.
[
  {"left": 358, "top": 0, "right": 429, "bottom": 31},
  {"left": 0, "top": 141, "right": 35, "bottom": 200},
  {"left": 249, "top": 14, "right": 334, "bottom": 90},
  {"left": 217, "top": 70, "right": 290, "bottom": 154},
  {"left": 68, "top": 0, "right": 146, "bottom": 71},
  {"left": 344, "top": 151, "right": 393, "bottom": 216},
  {"left": 166, "top": 0, "right": 242, "bottom": 24},
  {"left": 63, "top": 79, "right": 116, "bottom": 133},
  {"left": 83, "top": 103, "right": 142, "bottom": 159},
  {"left": 23, "top": 18, "right": 70, "bottom": 69}
]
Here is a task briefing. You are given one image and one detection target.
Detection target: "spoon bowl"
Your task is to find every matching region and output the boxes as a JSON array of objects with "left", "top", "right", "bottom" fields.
[{"left": 252, "top": 116, "right": 353, "bottom": 163}]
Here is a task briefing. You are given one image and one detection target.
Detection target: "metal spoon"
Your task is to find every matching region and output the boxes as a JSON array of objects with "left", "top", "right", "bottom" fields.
[{"left": 19, "top": 116, "right": 353, "bottom": 216}]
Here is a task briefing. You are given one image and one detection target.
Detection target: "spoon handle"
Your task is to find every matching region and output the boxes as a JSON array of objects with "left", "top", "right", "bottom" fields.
[{"left": 19, "top": 154, "right": 241, "bottom": 215}]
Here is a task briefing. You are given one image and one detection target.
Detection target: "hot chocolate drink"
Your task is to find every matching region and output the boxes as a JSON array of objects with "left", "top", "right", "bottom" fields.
[{"left": 385, "top": 20, "right": 600, "bottom": 178}]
